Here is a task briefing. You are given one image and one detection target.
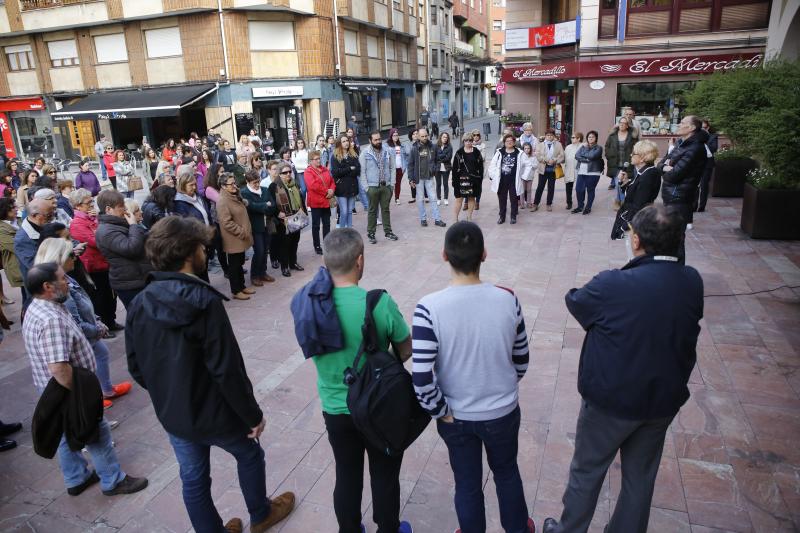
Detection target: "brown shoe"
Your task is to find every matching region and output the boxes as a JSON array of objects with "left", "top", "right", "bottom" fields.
[
  {"left": 242, "top": 287, "right": 256, "bottom": 295},
  {"left": 251, "top": 492, "right": 296, "bottom": 533},
  {"left": 225, "top": 518, "right": 243, "bottom": 533},
  {"left": 260, "top": 274, "right": 275, "bottom": 283},
  {"left": 233, "top": 292, "right": 251, "bottom": 300},
  {"left": 251, "top": 279, "right": 264, "bottom": 287},
  {"left": 546, "top": 205, "right": 553, "bottom": 212}
]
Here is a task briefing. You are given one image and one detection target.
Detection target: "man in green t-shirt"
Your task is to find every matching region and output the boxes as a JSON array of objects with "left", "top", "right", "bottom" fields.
[{"left": 312, "top": 228, "right": 413, "bottom": 533}]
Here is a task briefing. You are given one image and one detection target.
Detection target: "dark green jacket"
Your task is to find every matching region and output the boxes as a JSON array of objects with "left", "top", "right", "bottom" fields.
[{"left": 241, "top": 186, "right": 278, "bottom": 234}]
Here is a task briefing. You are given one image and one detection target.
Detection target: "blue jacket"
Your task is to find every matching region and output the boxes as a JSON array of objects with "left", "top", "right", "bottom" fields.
[
  {"left": 358, "top": 144, "right": 395, "bottom": 190},
  {"left": 565, "top": 255, "right": 703, "bottom": 420},
  {"left": 575, "top": 144, "right": 605, "bottom": 174},
  {"left": 14, "top": 218, "right": 40, "bottom": 284},
  {"left": 290, "top": 266, "right": 344, "bottom": 359}
]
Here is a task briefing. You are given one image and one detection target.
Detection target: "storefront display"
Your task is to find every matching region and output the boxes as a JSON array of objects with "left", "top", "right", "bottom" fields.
[{"left": 616, "top": 81, "right": 696, "bottom": 135}]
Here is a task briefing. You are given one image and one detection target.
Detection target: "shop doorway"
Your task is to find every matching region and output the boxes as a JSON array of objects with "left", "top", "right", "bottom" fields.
[
  {"left": 390, "top": 89, "right": 406, "bottom": 129},
  {"left": 67, "top": 120, "right": 96, "bottom": 159},
  {"left": 254, "top": 102, "right": 303, "bottom": 151},
  {"left": 546, "top": 80, "right": 574, "bottom": 146}
]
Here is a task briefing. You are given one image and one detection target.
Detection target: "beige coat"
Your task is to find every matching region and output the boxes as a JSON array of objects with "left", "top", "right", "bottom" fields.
[
  {"left": 216, "top": 188, "right": 253, "bottom": 254},
  {"left": 534, "top": 140, "right": 565, "bottom": 174}
]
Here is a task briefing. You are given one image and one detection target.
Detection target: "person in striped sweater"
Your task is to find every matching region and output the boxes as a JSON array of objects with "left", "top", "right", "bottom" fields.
[{"left": 411, "top": 221, "right": 535, "bottom": 533}]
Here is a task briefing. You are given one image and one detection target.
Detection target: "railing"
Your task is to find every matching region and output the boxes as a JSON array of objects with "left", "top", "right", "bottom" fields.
[
  {"left": 20, "top": 0, "right": 98, "bottom": 10},
  {"left": 453, "top": 39, "right": 473, "bottom": 56}
]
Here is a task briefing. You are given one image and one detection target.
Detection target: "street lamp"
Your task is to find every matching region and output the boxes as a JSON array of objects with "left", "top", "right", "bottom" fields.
[{"left": 494, "top": 62, "right": 503, "bottom": 132}]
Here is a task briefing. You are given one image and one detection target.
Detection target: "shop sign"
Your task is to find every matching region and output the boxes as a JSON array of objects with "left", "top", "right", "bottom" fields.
[
  {"left": 0, "top": 97, "right": 45, "bottom": 112},
  {"left": 252, "top": 86, "right": 304, "bottom": 98},
  {"left": 496, "top": 82, "right": 506, "bottom": 95},
  {"left": 502, "top": 52, "right": 763, "bottom": 82},
  {"left": 0, "top": 113, "right": 16, "bottom": 158},
  {"left": 505, "top": 19, "right": 579, "bottom": 50}
]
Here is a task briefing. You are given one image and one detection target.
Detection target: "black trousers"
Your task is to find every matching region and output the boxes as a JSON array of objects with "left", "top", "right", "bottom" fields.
[
  {"left": 436, "top": 169, "right": 450, "bottom": 200},
  {"left": 88, "top": 270, "right": 117, "bottom": 328},
  {"left": 697, "top": 163, "right": 714, "bottom": 211},
  {"left": 323, "top": 413, "right": 403, "bottom": 533},
  {"left": 565, "top": 181, "right": 574, "bottom": 207},
  {"left": 310, "top": 207, "right": 331, "bottom": 250},
  {"left": 666, "top": 202, "right": 692, "bottom": 265},
  {"left": 534, "top": 170, "right": 556, "bottom": 206},
  {"left": 553, "top": 401, "right": 673, "bottom": 533},
  {"left": 497, "top": 175, "right": 518, "bottom": 220},
  {"left": 227, "top": 252, "right": 246, "bottom": 294},
  {"left": 272, "top": 224, "right": 300, "bottom": 268},
  {"left": 212, "top": 223, "right": 229, "bottom": 274}
]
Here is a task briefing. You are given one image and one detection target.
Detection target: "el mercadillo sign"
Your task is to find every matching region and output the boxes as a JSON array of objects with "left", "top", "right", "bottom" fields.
[{"left": 501, "top": 52, "right": 763, "bottom": 82}]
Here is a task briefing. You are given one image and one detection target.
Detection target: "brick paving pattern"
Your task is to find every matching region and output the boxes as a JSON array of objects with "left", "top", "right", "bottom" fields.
[{"left": 1, "top": 134, "right": 799, "bottom": 531}]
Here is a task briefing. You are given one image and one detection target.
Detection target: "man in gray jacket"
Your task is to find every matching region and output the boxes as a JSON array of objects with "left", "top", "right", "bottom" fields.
[
  {"left": 358, "top": 131, "right": 398, "bottom": 244},
  {"left": 407, "top": 128, "right": 446, "bottom": 228}
]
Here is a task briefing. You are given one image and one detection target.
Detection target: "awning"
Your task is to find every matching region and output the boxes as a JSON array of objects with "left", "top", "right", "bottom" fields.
[
  {"left": 0, "top": 97, "right": 45, "bottom": 112},
  {"left": 51, "top": 84, "right": 217, "bottom": 121}
]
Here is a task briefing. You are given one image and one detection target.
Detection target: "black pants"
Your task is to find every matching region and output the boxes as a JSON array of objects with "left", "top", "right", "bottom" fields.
[
  {"left": 323, "top": 413, "right": 403, "bottom": 533},
  {"left": 436, "top": 169, "right": 450, "bottom": 200},
  {"left": 497, "top": 175, "right": 518, "bottom": 220},
  {"left": 272, "top": 225, "right": 300, "bottom": 269},
  {"left": 666, "top": 203, "right": 692, "bottom": 265},
  {"left": 697, "top": 163, "right": 714, "bottom": 211},
  {"left": 88, "top": 270, "right": 117, "bottom": 328},
  {"left": 310, "top": 207, "right": 331, "bottom": 251},
  {"left": 227, "top": 252, "right": 246, "bottom": 294},
  {"left": 553, "top": 401, "right": 673, "bottom": 533},
  {"left": 534, "top": 170, "right": 556, "bottom": 206},
  {"left": 212, "top": 224, "right": 229, "bottom": 274},
  {"left": 565, "top": 181, "right": 574, "bottom": 207},
  {"left": 116, "top": 288, "right": 142, "bottom": 310}
]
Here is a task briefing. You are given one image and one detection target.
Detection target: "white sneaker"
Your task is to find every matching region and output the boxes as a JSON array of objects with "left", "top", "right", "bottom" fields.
[
  {"left": 444, "top": 199, "right": 449, "bottom": 206},
  {"left": 437, "top": 200, "right": 441, "bottom": 206},
  {"left": 687, "top": 223, "right": 693, "bottom": 230}
]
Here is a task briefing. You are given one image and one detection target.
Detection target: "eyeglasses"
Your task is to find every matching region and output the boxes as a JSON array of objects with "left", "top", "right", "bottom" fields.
[
  {"left": 280, "top": 171, "right": 292, "bottom": 175},
  {"left": 224, "top": 182, "right": 237, "bottom": 188},
  {"left": 47, "top": 171, "right": 56, "bottom": 175},
  {"left": 311, "top": 157, "right": 321, "bottom": 161}
]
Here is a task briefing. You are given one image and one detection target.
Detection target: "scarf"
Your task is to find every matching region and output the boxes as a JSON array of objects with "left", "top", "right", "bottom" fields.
[{"left": 285, "top": 180, "right": 302, "bottom": 212}]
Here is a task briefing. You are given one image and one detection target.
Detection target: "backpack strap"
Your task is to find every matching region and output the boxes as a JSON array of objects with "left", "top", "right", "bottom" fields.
[{"left": 349, "top": 289, "right": 386, "bottom": 370}]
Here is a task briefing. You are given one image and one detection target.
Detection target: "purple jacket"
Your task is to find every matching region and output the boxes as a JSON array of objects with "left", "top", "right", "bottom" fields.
[{"left": 75, "top": 170, "right": 101, "bottom": 196}]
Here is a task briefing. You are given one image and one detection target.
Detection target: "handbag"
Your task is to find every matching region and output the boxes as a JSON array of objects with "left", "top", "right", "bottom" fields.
[
  {"left": 127, "top": 175, "right": 144, "bottom": 191},
  {"left": 286, "top": 210, "right": 309, "bottom": 234},
  {"left": 329, "top": 196, "right": 337, "bottom": 209},
  {"left": 99, "top": 176, "right": 114, "bottom": 191},
  {"left": 554, "top": 164, "right": 565, "bottom": 180}
]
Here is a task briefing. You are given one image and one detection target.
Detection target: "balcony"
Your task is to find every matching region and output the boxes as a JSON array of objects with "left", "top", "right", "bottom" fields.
[
  {"left": 453, "top": 39, "right": 473, "bottom": 56},
  {"left": 20, "top": 0, "right": 99, "bottom": 10}
]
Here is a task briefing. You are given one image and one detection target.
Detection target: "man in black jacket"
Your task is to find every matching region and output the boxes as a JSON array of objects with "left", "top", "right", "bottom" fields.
[
  {"left": 543, "top": 205, "right": 704, "bottom": 533},
  {"left": 658, "top": 115, "right": 709, "bottom": 263},
  {"left": 126, "top": 216, "right": 295, "bottom": 533}
]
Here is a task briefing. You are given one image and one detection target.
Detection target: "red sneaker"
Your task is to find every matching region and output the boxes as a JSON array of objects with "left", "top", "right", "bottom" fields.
[
  {"left": 105, "top": 382, "right": 132, "bottom": 399},
  {"left": 103, "top": 399, "right": 113, "bottom": 409}
]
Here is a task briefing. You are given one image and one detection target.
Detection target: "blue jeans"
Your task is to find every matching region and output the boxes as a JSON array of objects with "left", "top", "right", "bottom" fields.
[
  {"left": 357, "top": 181, "right": 369, "bottom": 211},
  {"left": 57, "top": 418, "right": 125, "bottom": 492},
  {"left": 92, "top": 339, "right": 113, "bottom": 394},
  {"left": 575, "top": 174, "right": 601, "bottom": 210},
  {"left": 168, "top": 432, "right": 271, "bottom": 533},
  {"left": 251, "top": 231, "right": 270, "bottom": 280},
  {"left": 337, "top": 196, "right": 356, "bottom": 228},
  {"left": 437, "top": 406, "right": 528, "bottom": 533},
  {"left": 416, "top": 178, "right": 441, "bottom": 221},
  {"left": 124, "top": 191, "right": 134, "bottom": 199},
  {"left": 296, "top": 171, "right": 307, "bottom": 196}
]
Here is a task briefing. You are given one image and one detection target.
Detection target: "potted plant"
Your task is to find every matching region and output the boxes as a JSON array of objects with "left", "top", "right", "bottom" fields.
[
  {"left": 712, "top": 146, "right": 758, "bottom": 197},
  {"left": 687, "top": 59, "right": 800, "bottom": 240}
]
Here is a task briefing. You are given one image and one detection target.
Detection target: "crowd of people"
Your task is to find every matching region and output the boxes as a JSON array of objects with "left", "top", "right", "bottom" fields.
[{"left": 0, "top": 108, "right": 716, "bottom": 533}]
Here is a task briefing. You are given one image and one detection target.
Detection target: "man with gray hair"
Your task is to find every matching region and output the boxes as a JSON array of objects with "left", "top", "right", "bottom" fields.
[
  {"left": 34, "top": 187, "right": 72, "bottom": 226},
  {"left": 407, "top": 128, "right": 446, "bottom": 228},
  {"left": 14, "top": 198, "right": 55, "bottom": 287},
  {"left": 305, "top": 228, "right": 413, "bottom": 533}
]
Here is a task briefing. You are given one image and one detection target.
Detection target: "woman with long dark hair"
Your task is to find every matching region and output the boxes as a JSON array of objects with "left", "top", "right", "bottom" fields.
[
  {"left": 203, "top": 163, "right": 229, "bottom": 277},
  {"left": 331, "top": 135, "right": 360, "bottom": 228},
  {"left": 435, "top": 132, "right": 453, "bottom": 207},
  {"left": 573, "top": 130, "right": 604, "bottom": 215}
]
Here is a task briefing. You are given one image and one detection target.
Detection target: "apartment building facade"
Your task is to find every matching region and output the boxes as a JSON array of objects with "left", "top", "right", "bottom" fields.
[
  {"left": 450, "top": 0, "right": 490, "bottom": 121},
  {"left": 499, "top": 0, "right": 770, "bottom": 150},
  {"left": 0, "top": 0, "right": 428, "bottom": 161},
  {"left": 487, "top": 0, "right": 504, "bottom": 111}
]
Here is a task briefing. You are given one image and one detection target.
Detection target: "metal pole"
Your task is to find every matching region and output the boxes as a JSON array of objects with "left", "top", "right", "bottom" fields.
[{"left": 458, "top": 68, "right": 464, "bottom": 138}]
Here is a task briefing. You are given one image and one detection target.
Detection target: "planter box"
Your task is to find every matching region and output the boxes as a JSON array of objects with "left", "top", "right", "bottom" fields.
[
  {"left": 712, "top": 157, "right": 758, "bottom": 197},
  {"left": 741, "top": 183, "right": 800, "bottom": 240}
]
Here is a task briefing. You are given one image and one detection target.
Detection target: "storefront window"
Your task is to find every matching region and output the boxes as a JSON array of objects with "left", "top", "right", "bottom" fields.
[
  {"left": 13, "top": 112, "right": 55, "bottom": 160},
  {"left": 616, "top": 81, "right": 696, "bottom": 136}
]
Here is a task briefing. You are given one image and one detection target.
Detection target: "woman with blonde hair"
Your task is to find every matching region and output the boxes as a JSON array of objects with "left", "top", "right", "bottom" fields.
[
  {"left": 611, "top": 139, "right": 662, "bottom": 254},
  {"left": 330, "top": 135, "right": 360, "bottom": 228},
  {"left": 563, "top": 132, "right": 583, "bottom": 210},
  {"left": 451, "top": 132, "right": 484, "bottom": 221},
  {"left": 34, "top": 237, "right": 132, "bottom": 408},
  {"left": 112, "top": 149, "right": 135, "bottom": 199},
  {"left": 237, "top": 134, "right": 253, "bottom": 167}
]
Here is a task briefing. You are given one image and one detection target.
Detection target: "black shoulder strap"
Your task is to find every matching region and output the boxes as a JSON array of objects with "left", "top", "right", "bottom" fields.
[{"left": 350, "top": 289, "right": 386, "bottom": 369}]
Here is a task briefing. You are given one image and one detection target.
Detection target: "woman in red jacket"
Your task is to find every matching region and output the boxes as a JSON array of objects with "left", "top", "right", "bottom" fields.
[
  {"left": 69, "top": 187, "right": 122, "bottom": 333},
  {"left": 304, "top": 150, "right": 335, "bottom": 255},
  {"left": 102, "top": 144, "right": 117, "bottom": 190}
]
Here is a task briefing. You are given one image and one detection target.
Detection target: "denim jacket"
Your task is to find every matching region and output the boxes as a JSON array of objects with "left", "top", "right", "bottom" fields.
[
  {"left": 575, "top": 144, "right": 605, "bottom": 174},
  {"left": 358, "top": 145, "right": 395, "bottom": 191}
]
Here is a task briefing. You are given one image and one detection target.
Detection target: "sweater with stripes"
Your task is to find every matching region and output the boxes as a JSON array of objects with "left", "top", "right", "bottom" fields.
[{"left": 411, "top": 283, "right": 529, "bottom": 421}]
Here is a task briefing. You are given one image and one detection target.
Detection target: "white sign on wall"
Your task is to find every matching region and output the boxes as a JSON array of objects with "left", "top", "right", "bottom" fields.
[{"left": 252, "top": 86, "right": 304, "bottom": 98}]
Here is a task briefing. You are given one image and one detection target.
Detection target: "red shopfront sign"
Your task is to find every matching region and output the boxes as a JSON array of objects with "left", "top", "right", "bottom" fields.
[
  {"left": 502, "top": 52, "right": 763, "bottom": 82},
  {"left": 0, "top": 113, "right": 16, "bottom": 158},
  {"left": 0, "top": 97, "right": 45, "bottom": 112}
]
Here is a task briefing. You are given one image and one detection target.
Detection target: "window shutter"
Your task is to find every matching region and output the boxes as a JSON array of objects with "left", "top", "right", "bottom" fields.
[
  {"left": 386, "top": 40, "right": 396, "bottom": 60},
  {"left": 5, "top": 44, "right": 32, "bottom": 54},
  {"left": 720, "top": 2, "right": 769, "bottom": 30},
  {"left": 367, "top": 35, "right": 379, "bottom": 57},
  {"left": 48, "top": 40, "right": 78, "bottom": 60},
  {"left": 679, "top": 7, "right": 711, "bottom": 33},
  {"left": 144, "top": 27, "right": 182, "bottom": 59},
  {"left": 94, "top": 34, "right": 128, "bottom": 63},
  {"left": 344, "top": 30, "right": 359, "bottom": 55},
  {"left": 248, "top": 21, "right": 296, "bottom": 51}
]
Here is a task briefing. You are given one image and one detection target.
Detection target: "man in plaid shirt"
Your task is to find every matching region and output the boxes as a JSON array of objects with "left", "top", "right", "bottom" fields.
[{"left": 23, "top": 262, "right": 148, "bottom": 497}]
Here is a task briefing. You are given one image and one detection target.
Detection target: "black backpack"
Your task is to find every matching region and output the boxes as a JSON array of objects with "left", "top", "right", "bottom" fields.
[{"left": 343, "top": 289, "right": 431, "bottom": 456}]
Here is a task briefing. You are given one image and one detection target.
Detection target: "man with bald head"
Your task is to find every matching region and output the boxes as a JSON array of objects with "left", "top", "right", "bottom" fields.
[{"left": 15, "top": 198, "right": 55, "bottom": 282}]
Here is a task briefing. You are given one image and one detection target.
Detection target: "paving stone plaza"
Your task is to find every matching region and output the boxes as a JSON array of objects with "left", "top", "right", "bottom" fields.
[{"left": 1, "top": 133, "right": 799, "bottom": 532}]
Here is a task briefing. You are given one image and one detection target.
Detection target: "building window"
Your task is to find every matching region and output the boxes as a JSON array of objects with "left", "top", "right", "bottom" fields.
[
  {"left": 366, "top": 35, "right": 379, "bottom": 58},
  {"left": 47, "top": 40, "right": 79, "bottom": 68},
  {"left": 144, "top": 27, "right": 182, "bottom": 59},
  {"left": 617, "top": 81, "right": 697, "bottom": 135},
  {"left": 479, "top": 0, "right": 483, "bottom": 13},
  {"left": 431, "top": 49, "right": 439, "bottom": 67},
  {"left": 492, "top": 43, "right": 503, "bottom": 55},
  {"left": 5, "top": 44, "right": 35, "bottom": 71},
  {"left": 393, "top": 0, "right": 401, "bottom": 9},
  {"left": 408, "top": 0, "right": 414, "bottom": 16},
  {"left": 492, "top": 19, "right": 502, "bottom": 30},
  {"left": 603, "top": 0, "right": 770, "bottom": 38},
  {"left": 344, "top": 30, "right": 359, "bottom": 55},
  {"left": 417, "top": 46, "right": 424, "bottom": 65},
  {"left": 399, "top": 43, "right": 409, "bottom": 63},
  {"left": 93, "top": 34, "right": 128, "bottom": 64},
  {"left": 492, "top": 0, "right": 505, "bottom": 5},
  {"left": 444, "top": 11, "right": 449, "bottom": 34},
  {"left": 431, "top": 7, "right": 438, "bottom": 24},
  {"left": 248, "top": 21, "right": 295, "bottom": 51},
  {"left": 387, "top": 40, "right": 396, "bottom": 60}
]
